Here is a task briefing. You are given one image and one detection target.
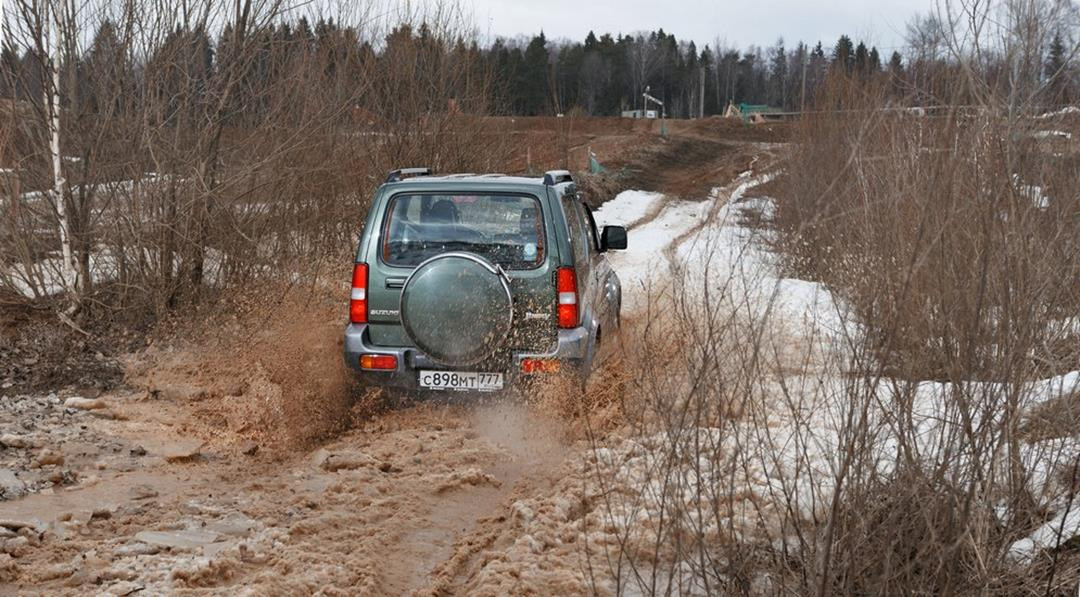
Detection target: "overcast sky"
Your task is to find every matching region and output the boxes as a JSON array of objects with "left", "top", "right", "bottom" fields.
[{"left": 466, "top": 0, "right": 937, "bottom": 52}]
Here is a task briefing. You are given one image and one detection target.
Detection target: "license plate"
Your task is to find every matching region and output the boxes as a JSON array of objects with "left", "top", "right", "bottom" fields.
[{"left": 419, "top": 370, "right": 504, "bottom": 392}]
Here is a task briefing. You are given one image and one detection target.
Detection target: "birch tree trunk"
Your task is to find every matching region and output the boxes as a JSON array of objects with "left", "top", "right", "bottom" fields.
[{"left": 44, "top": 0, "right": 78, "bottom": 305}]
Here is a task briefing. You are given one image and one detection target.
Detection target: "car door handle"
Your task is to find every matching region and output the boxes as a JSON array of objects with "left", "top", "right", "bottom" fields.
[{"left": 385, "top": 277, "right": 406, "bottom": 289}]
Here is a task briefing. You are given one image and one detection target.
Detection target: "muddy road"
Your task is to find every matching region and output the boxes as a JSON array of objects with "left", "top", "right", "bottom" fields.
[
  {"left": 0, "top": 138, "right": 783, "bottom": 595},
  {"left": 0, "top": 361, "right": 587, "bottom": 594}
]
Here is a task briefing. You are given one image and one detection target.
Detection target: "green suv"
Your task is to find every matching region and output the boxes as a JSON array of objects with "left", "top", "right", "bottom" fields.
[{"left": 343, "top": 168, "right": 627, "bottom": 394}]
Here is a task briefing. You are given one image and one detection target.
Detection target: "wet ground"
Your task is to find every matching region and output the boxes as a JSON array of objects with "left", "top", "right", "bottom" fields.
[
  {"left": 0, "top": 137, "right": 786, "bottom": 595},
  {"left": 0, "top": 384, "right": 582, "bottom": 594}
]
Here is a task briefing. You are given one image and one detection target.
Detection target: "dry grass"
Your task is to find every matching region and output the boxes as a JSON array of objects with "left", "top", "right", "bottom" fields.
[
  {"left": 775, "top": 79, "right": 1080, "bottom": 382},
  {"left": 577, "top": 32, "right": 1080, "bottom": 597}
]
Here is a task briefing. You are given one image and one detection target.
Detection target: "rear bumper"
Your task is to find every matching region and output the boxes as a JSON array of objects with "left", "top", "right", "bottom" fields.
[{"left": 343, "top": 323, "right": 591, "bottom": 391}]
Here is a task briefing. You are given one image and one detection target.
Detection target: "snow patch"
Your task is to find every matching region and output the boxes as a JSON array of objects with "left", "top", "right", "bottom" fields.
[
  {"left": 584, "top": 168, "right": 1080, "bottom": 574},
  {"left": 1013, "top": 174, "right": 1051, "bottom": 209},
  {"left": 1033, "top": 130, "right": 1072, "bottom": 140},
  {"left": 606, "top": 197, "right": 710, "bottom": 310},
  {"left": 1008, "top": 506, "right": 1080, "bottom": 564},
  {"left": 1037, "top": 106, "right": 1080, "bottom": 119},
  {"left": 592, "top": 189, "right": 663, "bottom": 228}
]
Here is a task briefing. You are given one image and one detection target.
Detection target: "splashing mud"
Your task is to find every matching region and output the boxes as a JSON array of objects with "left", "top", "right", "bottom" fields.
[{"left": 127, "top": 284, "right": 370, "bottom": 451}]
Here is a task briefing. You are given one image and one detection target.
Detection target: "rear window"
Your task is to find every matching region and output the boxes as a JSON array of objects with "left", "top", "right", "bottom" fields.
[{"left": 382, "top": 193, "right": 545, "bottom": 269}]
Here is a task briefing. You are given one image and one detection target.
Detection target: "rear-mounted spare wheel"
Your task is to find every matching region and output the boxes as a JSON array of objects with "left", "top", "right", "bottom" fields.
[{"left": 399, "top": 252, "right": 514, "bottom": 366}]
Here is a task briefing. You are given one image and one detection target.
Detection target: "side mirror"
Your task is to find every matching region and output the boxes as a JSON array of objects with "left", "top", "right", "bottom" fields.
[{"left": 600, "top": 225, "right": 627, "bottom": 251}]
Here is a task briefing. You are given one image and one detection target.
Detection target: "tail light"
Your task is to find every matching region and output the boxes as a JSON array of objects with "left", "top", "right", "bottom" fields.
[
  {"left": 556, "top": 267, "right": 578, "bottom": 328},
  {"left": 521, "top": 358, "right": 560, "bottom": 374},
  {"left": 360, "top": 354, "right": 397, "bottom": 370},
  {"left": 350, "top": 263, "right": 368, "bottom": 323}
]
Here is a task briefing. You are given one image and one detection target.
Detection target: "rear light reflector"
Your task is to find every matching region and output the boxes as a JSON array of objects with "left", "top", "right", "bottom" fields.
[
  {"left": 556, "top": 267, "right": 578, "bottom": 329},
  {"left": 521, "top": 358, "right": 560, "bottom": 374},
  {"left": 350, "top": 263, "right": 368, "bottom": 323},
  {"left": 359, "top": 354, "right": 397, "bottom": 370}
]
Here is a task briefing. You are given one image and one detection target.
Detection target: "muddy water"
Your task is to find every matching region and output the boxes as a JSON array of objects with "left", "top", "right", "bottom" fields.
[
  {"left": 381, "top": 401, "right": 570, "bottom": 594},
  {"left": 0, "top": 388, "right": 576, "bottom": 595},
  {"left": 0, "top": 284, "right": 605, "bottom": 593},
  {"left": 0, "top": 248, "right": 631, "bottom": 594}
]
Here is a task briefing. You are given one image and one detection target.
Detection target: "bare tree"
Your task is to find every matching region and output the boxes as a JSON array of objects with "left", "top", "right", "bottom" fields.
[
  {"left": 627, "top": 33, "right": 660, "bottom": 113},
  {"left": 0, "top": 0, "right": 506, "bottom": 322}
]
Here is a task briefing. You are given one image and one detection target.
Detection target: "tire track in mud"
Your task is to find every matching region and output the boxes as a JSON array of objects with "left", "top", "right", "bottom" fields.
[
  {"left": 0, "top": 392, "right": 574, "bottom": 595},
  {"left": 605, "top": 166, "right": 772, "bottom": 314},
  {"left": 380, "top": 401, "right": 571, "bottom": 595},
  {"left": 620, "top": 193, "right": 667, "bottom": 230},
  {"left": 663, "top": 152, "right": 779, "bottom": 271},
  {"left": 392, "top": 182, "right": 735, "bottom": 589},
  {"left": 384, "top": 187, "right": 726, "bottom": 595}
]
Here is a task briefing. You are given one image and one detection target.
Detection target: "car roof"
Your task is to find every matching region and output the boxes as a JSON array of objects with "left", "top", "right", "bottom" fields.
[{"left": 386, "top": 173, "right": 550, "bottom": 187}]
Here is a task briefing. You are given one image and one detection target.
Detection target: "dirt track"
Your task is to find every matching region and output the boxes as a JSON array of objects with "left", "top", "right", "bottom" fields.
[
  {"left": 1, "top": 380, "right": 588, "bottom": 593},
  {"left": 0, "top": 123, "right": 784, "bottom": 595}
]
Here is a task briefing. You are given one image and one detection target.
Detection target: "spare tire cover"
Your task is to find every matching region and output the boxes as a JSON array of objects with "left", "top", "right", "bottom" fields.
[{"left": 400, "top": 253, "right": 514, "bottom": 365}]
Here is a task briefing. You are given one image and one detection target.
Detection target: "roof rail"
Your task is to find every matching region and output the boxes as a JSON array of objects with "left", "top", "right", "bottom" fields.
[
  {"left": 542, "top": 170, "right": 574, "bottom": 186},
  {"left": 385, "top": 167, "right": 432, "bottom": 183}
]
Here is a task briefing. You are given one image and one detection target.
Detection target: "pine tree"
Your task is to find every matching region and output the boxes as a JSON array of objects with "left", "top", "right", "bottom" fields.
[
  {"left": 853, "top": 41, "right": 869, "bottom": 75},
  {"left": 86, "top": 19, "right": 131, "bottom": 115},
  {"left": 555, "top": 42, "right": 584, "bottom": 114},
  {"left": 770, "top": 39, "right": 787, "bottom": 108},
  {"left": 522, "top": 32, "right": 550, "bottom": 115},
  {"left": 699, "top": 45, "right": 715, "bottom": 114},
  {"left": 833, "top": 35, "right": 854, "bottom": 72},
  {"left": 1045, "top": 32, "right": 1069, "bottom": 105},
  {"left": 584, "top": 31, "right": 598, "bottom": 52},
  {"left": 1, "top": 43, "right": 21, "bottom": 99},
  {"left": 295, "top": 17, "right": 315, "bottom": 52},
  {"left": 889, "top": 51, "right": 903, "bottom": 73},
  {"left": 791, "top": 42, "right": 808, "bottom": 111},
  {"left": 888, "top": 51, "right": 905, "bottom": 97}
]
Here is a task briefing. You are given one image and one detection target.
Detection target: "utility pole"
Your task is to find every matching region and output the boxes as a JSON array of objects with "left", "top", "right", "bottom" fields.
[
  {"left": 728, "top": 61, "right": 735, "bottom": 107},
  {"left": 800, "top": 56, "right": 807, "bottom": 114},
  {"left": 699, "top": 68, "right": 705, "bottom": 118},
  {"left": 715, "top": 58, "right": 720, "bottom": 111},
  {"left": 642, "top": 88, "right": 665, "bottom": 135}
]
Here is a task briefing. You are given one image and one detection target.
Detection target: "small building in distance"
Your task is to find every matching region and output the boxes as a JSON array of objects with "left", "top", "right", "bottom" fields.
[
  {"left": 724, "top": 102, "right": 786, "bottom": 123},
  {"left": 621, "top": 109, "right": 659, "bottom": 119}
]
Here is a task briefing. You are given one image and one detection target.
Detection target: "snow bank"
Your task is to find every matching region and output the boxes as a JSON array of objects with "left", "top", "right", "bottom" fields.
[
  {"left": 1009, "top": 504, "right": 1080, "bottom": 564},
  {"left": 592, "top": 189, "right": 663, "bottom": 228},
  {"left": 1033, "top": 130, "right": 1073, "bottom": 140},
  {"left": 3, "top": 244, "right": 231, "bottom": 299},
  {"left": 605, "top": 197, "right": 711, "bottom": 310},
  {"left": 3, "top": 249, "right": 120, "bottom": 298},
  {"left": 585, "top": 169, "right": 1080, "bottom": 575},
  {"left": 1037, "top": 106, "right": 1080, "bottom": 119},
  {"left": 676, "top": 178, "right": 850, "bottom": 343},
  {"left": 1013, "top": 174, "right": 1052, "bottom": 208}
]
